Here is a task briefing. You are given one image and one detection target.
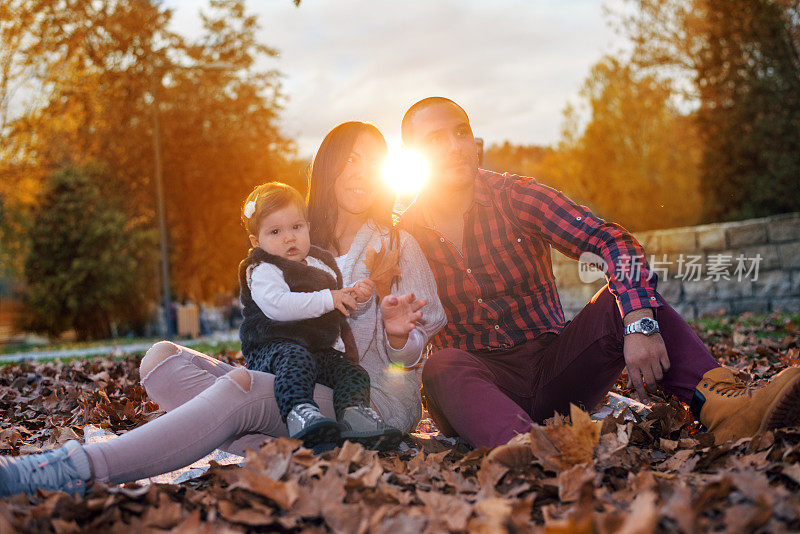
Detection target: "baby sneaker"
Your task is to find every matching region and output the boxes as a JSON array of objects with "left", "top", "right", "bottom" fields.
[
  {"left": 339, "top": 406, "right": 403, "bottom": 451},
  {"left": 0, "top": 440, "right": 92, "bottom": 497},
  {"left": 286, "top": 403, "right": 342, "bottom": 450}
]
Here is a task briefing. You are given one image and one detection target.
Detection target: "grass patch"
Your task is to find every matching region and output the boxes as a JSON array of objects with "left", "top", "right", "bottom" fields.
[
  {"left": 0, "top": 339, "right": 241, "bottom": 367},
  {"left": 0, "top": 336, "right": 163, "bottom": 355},
  {"left": 690, "top": 311, "right": 800, "bottom": 340},
  {"left": 190, "top": 340, "right": 241, "bottom": 355}
]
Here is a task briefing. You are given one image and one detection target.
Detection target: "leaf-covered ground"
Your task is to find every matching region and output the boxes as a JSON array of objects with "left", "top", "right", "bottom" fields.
[{"left": 0, "top": 312, "right": 799, "bottom": 533}]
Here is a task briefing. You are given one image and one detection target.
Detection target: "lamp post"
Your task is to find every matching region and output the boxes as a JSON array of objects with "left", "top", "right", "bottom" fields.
[
  {"left": 149, "top": 72, "right": 172, "bottom": 337},
  {"left": 149, "top": 60, "right": 234, "bottom": 338}
]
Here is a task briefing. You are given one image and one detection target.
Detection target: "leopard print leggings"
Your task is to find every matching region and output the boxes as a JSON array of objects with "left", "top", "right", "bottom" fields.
[{"left": 245, "top": 340, "right": 371, "bottom": 421}]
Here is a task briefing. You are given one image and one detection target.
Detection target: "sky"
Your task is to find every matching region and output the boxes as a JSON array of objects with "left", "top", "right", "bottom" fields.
[{"left": 166, "top": 0, "right": 629, "bottom": 157}]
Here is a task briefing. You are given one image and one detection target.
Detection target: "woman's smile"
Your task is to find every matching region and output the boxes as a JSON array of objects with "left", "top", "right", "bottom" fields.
[
  {"left": 345, "top": 185, "right": 372, "bottom": 199},
  {"left": 333, "top": 132, "right": 386, "bottom": 218}
]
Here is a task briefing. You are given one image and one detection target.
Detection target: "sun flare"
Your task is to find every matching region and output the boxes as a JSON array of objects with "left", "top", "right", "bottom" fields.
[{"left": 382, "top": 148, "right": 430, "bottom": 196}]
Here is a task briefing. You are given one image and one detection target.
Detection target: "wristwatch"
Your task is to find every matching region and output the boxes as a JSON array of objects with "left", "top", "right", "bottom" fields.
[{"left": 624, "top": 316, "right": 660, "bottom": 336}]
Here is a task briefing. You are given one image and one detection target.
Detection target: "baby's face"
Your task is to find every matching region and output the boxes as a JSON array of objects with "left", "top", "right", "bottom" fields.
[{"left": 251, "top": 203, "right": 311, "bottom": 262}]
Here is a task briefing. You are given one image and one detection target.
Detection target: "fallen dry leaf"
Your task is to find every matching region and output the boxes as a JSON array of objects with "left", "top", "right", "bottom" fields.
[
  {"left": 227, "top": 468, "right": 299, "bottom": 510},
  {"left": 616, "top": 491, "right": 659, "bottom": 534},
  {"left": 1, "top": 313, "right": 800, "bottom": 532},
  {"left": 362, "top": 244, "right": 402, "bottom": 299},
  {"left": 142, "top": 493, "right": 182, "bottom": 529},
  {"left": 217, "top": 499, "right": 273, "bottom": 526},
  {"left": 416, "top": 490, "right": 472, "bottom": 531},
  {"left": 557, "top": 464, "right": 595, "bottom": 503},
  {"left": 526, "top": 404, "right": 601, "bottom": 471}
]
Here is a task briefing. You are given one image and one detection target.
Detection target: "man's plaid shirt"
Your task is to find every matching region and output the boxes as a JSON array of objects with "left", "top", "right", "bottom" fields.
[{"left": 403, "top": 169, "right": 663, "bottom": 352}]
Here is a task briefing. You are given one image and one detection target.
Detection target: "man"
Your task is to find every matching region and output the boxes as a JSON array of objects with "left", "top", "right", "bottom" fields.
[{"left": 400, "top": 96, "right": 800, "bottom": 448}]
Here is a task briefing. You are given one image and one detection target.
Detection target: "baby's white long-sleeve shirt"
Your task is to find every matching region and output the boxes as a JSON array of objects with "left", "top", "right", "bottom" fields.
[{"left": 248, "top": 256, "right": 345, "bottom": 352}]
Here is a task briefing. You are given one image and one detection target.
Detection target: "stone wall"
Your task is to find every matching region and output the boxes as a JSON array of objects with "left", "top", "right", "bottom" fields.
[{"left": 551, "top": 212, "right": 800, "bottom": 320}]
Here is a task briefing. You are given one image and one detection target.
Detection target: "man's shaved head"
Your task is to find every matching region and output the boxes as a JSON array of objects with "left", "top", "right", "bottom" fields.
[
  {"left": 399, "top": 96, "right": 478, "bottom": 192},
  {"left": 401, "top": 97, "right": 469, "bottom": 144}
]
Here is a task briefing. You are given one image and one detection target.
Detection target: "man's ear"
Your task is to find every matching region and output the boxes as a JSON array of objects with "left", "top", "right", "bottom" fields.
[{"left": 249, "top": 234, "right": 259, "bottom": 248}]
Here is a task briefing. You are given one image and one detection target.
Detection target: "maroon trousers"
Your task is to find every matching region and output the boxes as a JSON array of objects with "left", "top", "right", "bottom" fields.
[{"left": 421, "top": 285, "right": 720, "bottom": 448}]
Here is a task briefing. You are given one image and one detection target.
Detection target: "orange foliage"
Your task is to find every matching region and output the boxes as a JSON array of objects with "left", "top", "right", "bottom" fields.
[
  {"left": 1, "top": 0, "right": 299, "bottom": 303},
  {"left": 484, "top": 57, "right": 703, "bottom": 232}
]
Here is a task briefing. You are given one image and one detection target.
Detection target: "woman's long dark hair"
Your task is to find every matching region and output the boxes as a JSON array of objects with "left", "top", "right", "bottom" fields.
[{"left": 307, "top": 121, "right": 394, "bottom": 254}]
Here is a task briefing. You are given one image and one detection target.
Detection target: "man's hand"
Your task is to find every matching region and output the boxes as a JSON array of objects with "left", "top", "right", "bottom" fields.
[{"left": 623, "top": 309, "right": 670, "bottom": 401}]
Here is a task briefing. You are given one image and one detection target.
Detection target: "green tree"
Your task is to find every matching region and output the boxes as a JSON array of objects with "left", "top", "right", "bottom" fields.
[
  {"left": 619, "top": 0, "right": 800, "bottom": 222},
  {"left": 695, "top": 0, "right": 800, "bottom": 221},
  {"left": 20, "top": 165, "right": 157, "bottom": 340}
]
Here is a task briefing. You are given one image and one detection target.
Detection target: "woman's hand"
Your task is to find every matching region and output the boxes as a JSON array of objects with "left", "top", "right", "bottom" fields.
[
  {"left": 349, "top": 279, "right": 375, "bottom": 303},
  {"left": 381, "top": 293, "right": 426, "bottom": 348}
]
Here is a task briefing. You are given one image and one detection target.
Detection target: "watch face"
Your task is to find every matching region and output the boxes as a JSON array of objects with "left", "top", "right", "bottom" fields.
[{"left": 640, "top": 317, "right": 655, "bottom": 334}]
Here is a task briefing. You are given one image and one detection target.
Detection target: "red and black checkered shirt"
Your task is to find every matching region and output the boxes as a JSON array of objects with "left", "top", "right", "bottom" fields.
[{"left": 403, "top": 169, "right": 662, "bottom": 352}]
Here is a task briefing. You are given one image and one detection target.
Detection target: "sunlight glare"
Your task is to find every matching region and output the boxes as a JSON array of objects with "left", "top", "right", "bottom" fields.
[{"left": 382, "top": 148, "right": 430, "bottom": 196}]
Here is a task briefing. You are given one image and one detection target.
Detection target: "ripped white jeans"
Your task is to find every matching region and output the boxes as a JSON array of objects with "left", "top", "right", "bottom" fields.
[{"left": 82, "top": 342, "right": 335, "bottom": 484}]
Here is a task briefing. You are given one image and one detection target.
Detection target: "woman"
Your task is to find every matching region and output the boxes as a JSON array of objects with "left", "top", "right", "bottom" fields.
[
  {"left": 0, "top": 122, "right": 446, "bottom": 496},
  {"left": 307, "top": 121, "right": 444, "bottom": 433}
]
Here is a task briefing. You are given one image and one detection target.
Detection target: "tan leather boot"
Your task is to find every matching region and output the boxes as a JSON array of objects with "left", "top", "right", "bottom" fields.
[
  {"left": 486, "top": 433, "right": 534, "bottom": 468},
  {"left": 691, "top": 366, "right": 800, "bottom": 444}
]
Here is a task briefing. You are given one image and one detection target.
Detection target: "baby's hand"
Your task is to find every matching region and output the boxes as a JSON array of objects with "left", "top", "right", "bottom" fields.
[
  {"left": 350, "top": 279, "right": 375, "bottom": 303},
  {"left": 331, "top": 289, "right": 358, "bottom": 317}
]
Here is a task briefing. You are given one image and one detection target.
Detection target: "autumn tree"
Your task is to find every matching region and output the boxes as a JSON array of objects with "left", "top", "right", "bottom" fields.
[
  {"left": 153, "top": 1, "right": 297, "bottom": 299},
  {"left": 0, "top": 0, "right": 49, "bottom": 281},
  {"left": 20, "top": 165, "right": 157, "bottom": 340},
  {"left": 487, "top": 57, "right": 702, "bottom": 232},
  {"left": 1, "top": 0, "right": 298, "bottom": 309},
  {"left": 560, "top": 57, "right": 702, "bottom": 230},
  {"left": 483, "top": 143, "right": 560, "bottom": 184}
]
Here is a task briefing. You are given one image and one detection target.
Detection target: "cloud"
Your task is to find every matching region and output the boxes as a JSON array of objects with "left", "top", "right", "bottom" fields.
[{"left": 167, "top": 0, "right": 627, "bottom": 156}]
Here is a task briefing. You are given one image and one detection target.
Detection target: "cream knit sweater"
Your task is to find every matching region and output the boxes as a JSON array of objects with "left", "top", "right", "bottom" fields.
[{"left": 335, "top": 220, "right": 446, "bottom": 433}]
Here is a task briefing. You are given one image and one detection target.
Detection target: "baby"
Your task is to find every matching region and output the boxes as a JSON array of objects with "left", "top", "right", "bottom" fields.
[{"left": 238, "top": 181, "right": 401, "bottom": 451}]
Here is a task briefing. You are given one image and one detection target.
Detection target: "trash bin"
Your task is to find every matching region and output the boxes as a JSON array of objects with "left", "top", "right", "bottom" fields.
[{"left": 176, "top": 303, "right": 200, "bottom": 339}]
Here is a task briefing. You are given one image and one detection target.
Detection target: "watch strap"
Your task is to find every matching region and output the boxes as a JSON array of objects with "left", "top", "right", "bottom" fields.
[{"left": 624, "top": 317, "right": 660, "bottom": 336}]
